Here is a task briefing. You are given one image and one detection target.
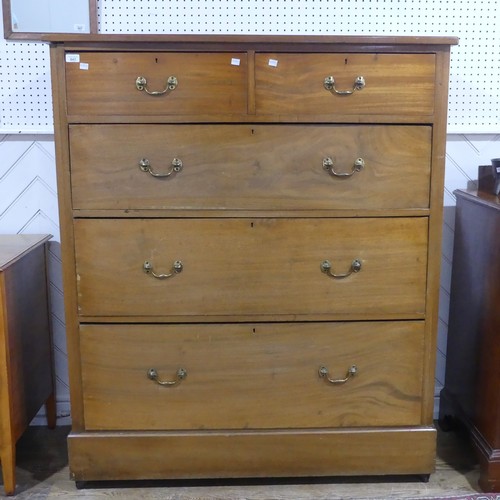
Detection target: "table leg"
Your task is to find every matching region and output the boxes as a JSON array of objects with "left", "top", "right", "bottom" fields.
[
  {"left": 45, "top": 392, "right": 57, "bottom": 429},
  {"left": 0, "top": 440, "right": 16, "bottom": 496}
]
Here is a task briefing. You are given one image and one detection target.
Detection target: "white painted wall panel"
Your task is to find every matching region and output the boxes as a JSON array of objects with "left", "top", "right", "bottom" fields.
[{"left": 0, "top": 134, "right": 69, "bottom": 424}]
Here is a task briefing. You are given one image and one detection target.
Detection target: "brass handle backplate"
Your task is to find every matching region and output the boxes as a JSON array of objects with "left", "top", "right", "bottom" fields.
[
  {"left": 136, "top": 75, "right": 178, "bottom": 95},
  {"left": 319, "top": 365, "right": 357, "bottom": 384},
  {"left": 324, "top": 75, "right": 365, "bottom": 95},
  {"left": 147, "top": 368, "right": 187, "bottom": 386},
  {"left": 143, "top": 260, "right": 183, "bottom": 279},
  {"left": 321, "top": 259, "right": 362, "bottom": 279},
  {"left": 139, "top": 158, "right": 183, "bottom": 178},
  {"left": 323, "top": 157, "right": 365, "bottom": 178}
]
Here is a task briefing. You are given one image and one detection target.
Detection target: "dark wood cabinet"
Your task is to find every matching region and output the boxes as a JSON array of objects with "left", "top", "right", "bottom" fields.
[{"left": 440, "top": 189, "right": 500, "bottom": 493}]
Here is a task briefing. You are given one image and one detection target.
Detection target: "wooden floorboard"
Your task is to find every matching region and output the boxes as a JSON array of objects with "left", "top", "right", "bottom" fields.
[{"left": 3, "top": 424, "right": 484, "bottom": 499}]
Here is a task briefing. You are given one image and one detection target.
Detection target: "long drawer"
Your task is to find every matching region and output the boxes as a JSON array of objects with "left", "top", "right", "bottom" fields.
[
  {"left": 69, "top": 124, "right": 432, "bottom": 211},
  {"left": 80, "top": 321, "right": 425, "bottom": 431},
  {"left": 65, "top": 52, "right": 248, "bottom": 116},
  {"left": 255, "top": 53, "right": 436, "bottom": 116},
  {"left": 74, "top": 217, "right": 428, "bottom": 318}
]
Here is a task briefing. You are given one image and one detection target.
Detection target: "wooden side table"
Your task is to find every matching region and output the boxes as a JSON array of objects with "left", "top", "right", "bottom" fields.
[
  {"left": 440, "top": 189, "right": 500, "bottom": 493},
  {"left": 0, "top": 234, "right": 56, "bottom": 496}
]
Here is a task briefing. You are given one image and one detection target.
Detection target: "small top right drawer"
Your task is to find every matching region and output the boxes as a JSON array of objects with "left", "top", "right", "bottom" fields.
[{"left": 255, "top": 53, "right": 436, "bottom": 116}]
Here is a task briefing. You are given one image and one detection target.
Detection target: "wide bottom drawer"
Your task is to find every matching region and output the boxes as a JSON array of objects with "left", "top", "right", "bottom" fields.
[{"left": 80, "top": 321, "right": 425, "bottom": 431}]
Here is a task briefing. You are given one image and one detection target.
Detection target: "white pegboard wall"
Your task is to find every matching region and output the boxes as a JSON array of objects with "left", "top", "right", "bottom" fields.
[
  {"left": 98, "top": 0, "right": 467, "bottom": 36},
  {"left": 0, "top": 40, "right": 53, "bottom": 133},
  {"left": 0, "top": 3, "right": 53, "bottom": 134},
  {"left": 1, "top": 0, "right": 500, "bottom": 133},
  {"left": 97, "top": 0, "right": 500, "bottom": 134}
]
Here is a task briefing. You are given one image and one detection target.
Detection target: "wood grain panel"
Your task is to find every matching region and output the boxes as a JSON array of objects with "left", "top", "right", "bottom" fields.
[
  {"left": 69, "top": 124, "right": 432, "bottom": 211},
  {"left": 80, "top": 321, "right": 424, "bottom": 431},
  {"left": 73, "top": 217, "right": 428, "bottom": 318},
  {"left": 67, "top": 427, "right": 436, "bottom": 481},
  {"left": 255, "top": 53, "right": 436, "bottom": 116},
  {"left": 65, "top": 52, "right": 248, "bottom": 116}
]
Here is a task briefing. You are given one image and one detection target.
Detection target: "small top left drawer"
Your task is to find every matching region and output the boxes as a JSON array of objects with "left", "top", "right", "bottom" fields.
[{"left": 65, "top": 52, "right": 248, "bottom": 117}]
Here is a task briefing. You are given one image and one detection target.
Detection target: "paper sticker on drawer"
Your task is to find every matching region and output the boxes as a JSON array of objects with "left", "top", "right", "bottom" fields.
[
  {"left": 79, "top": 63, "right": 89, "bottom": 71},
  {"left": 268, "top": 59, "right": 279, "bottom": 67},
  {"left": 65, "top": 54, "right": 80, "bottom": 63},
  {"left": 231, "top": 58, "right": 240, "bottom": 66}
]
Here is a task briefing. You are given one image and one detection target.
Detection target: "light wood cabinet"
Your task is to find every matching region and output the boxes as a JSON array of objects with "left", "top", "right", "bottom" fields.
[
  {"left": 0, "top": 235, "right": 55, "bottom": 496},
  {"left": 48, "top": 34, "right": 457, "bottom": 484}
]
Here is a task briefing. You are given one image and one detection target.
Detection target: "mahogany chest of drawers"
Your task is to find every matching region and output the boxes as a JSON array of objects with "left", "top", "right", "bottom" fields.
[
  {"left": 48, "top": 34, "right": 457, "bottom": 484},
  {"left": 440, "top": 189, "right": 500, "bottom": 492}
]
